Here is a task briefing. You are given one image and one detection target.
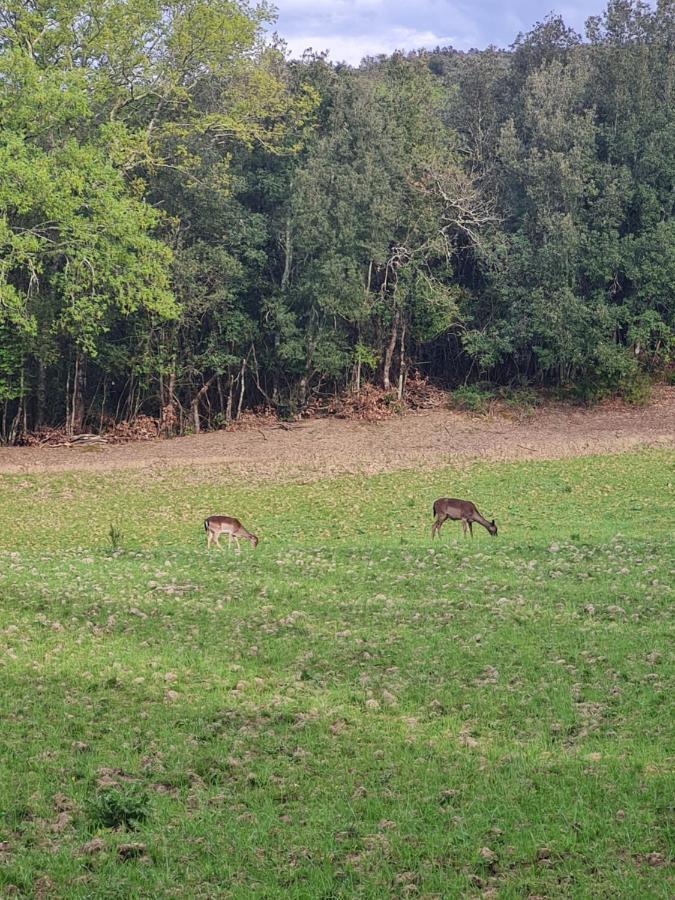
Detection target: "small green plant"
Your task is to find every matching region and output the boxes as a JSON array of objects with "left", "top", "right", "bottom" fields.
[
  {"left": 276, "top": 399, "right": 297, "bottom": 421},
  {"left": 499, "top": 386, "right": 541, "bottom": 415},
  {"left": 450, "top": 385, "right": 493, "bottom": 414},
  {"left": 354, "top": 342, "right": 380, "bottom": 372},
  {"left": 108, "top": 523, "right": 123, "bottom": 550},
  {"left": 88, "top": 786, "right": 151, "bottom": 830},
  {"left": 618, "top": 370, "right": 652, "bottom": 406}
]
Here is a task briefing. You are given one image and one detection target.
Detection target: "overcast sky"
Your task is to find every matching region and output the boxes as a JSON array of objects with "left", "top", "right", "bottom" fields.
[{"left": 269, "top": 1, "right": 610, "bottom": 65}]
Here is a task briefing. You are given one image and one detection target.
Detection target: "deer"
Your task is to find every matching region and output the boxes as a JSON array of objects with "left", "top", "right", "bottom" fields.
[
  {"left": 204, "top": 516, "right": 259, "bottom": 553},
  {"left": 431, "top": 498, "right": 497, "bottom": 539}
]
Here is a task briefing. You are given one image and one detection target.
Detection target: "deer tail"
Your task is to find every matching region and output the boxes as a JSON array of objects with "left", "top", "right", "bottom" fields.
[
  {"left": 204, "top": 519, "right": 209, "bottom": 532},
  {"left": 432, "top": 500, "right": 438, "bottom": 518}
]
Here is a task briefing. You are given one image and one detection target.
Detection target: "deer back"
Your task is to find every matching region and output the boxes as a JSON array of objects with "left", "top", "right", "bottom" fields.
[
  {"left": 205, "top": 515, "right": 241, "bottom": 533},
  {"left": 433, "top": 498, "right": 477, "bottom": 520}
]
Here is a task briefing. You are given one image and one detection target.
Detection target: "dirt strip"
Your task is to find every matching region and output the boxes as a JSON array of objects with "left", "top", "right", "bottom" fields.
[{"left": 0, "top": 388, "right": 673, "bottom": 480}]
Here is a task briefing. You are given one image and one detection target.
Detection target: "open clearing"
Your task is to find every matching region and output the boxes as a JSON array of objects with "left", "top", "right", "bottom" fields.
[
  {"left": 0, "top": 415, "right": 673, "bottom": 896},
  {"left": 0, "top": 387, "right": 673, "bottom": 479}
]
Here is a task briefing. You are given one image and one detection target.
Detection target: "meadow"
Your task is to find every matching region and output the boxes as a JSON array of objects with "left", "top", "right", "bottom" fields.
[{"left": 0, "top": 450, "right": 672, "bottom": 898}]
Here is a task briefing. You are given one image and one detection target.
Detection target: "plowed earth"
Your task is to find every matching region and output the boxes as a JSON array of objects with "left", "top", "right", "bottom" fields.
[{"left": 0, "top": 388, "right": 672, "bottom": 480}]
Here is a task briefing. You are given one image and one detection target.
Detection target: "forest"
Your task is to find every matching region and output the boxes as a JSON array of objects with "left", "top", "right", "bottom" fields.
[{"left": 0, "top": 0, "right": 673, "bottom": 440}]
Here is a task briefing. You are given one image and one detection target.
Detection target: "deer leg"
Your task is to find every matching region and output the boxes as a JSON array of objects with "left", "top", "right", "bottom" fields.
[
  {"left": 206, "top": 530, "right": 212, "bottom": 550},
  {"left": 234, "top": 536, "right": 241, "bottom": 555},
  {"left": 468, "top": 521, "right": 473, "bottom": 538},
  {"left": 461, "top": 519, "right": 468, "bottom": 537}
]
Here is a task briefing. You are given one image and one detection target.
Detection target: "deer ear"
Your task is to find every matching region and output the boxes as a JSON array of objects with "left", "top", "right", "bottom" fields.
[{"left": 491, "top": 519, "right": 495, "bottom": 525}]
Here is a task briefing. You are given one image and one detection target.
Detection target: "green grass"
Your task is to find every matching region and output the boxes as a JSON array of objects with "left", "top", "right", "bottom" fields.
[{"left": 0, "top": 450, "right": 673, "bottom": 898}]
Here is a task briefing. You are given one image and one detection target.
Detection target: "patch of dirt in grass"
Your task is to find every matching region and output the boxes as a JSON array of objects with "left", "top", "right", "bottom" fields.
[
  {"left": 78, "top": 837, "right": 106, "bottom": 855},
  {"left": 632, "top": 852, "right": 669, "bottom": 869},
  {"left": 0, "top": 387, "right": 672, "bottom": 481},
  {"left": 117, "top": 842, "right": 149, "bottom": 861},
  {"left": 95, "top": 767, "right": 139, "bottom": 789}
]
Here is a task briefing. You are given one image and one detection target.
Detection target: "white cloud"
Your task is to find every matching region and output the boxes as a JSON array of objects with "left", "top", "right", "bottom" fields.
[
  {"left": 284, "top": 27, "right": 460, "bottom": 65},
  {"left": 274, "top": 0, "right": 385, "bottom": 11},
  {"left": 270, "top": 0, "right": 616, "bottom": 65}
]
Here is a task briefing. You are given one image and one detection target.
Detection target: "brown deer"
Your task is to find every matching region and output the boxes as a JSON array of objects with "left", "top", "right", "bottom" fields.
[
  {"left": 204, "top": 516, "right": 259, "bottom": 553},
  {"left": 431, "top": 498, "right": 497, "bottom": 539}
]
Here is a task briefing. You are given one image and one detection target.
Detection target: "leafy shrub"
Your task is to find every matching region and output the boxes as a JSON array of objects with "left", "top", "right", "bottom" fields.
[
  {"left": 570, "top": 348, "right": 652, "bottom": 406},
  {"left": 498, "top": 386, "right": 541, "bottom": 415},
  {"left": 619, "top": 370, "right": 652, "bottom": 405},
  {"left": 88, "top": 786, "right": 150, "bottom": 830},
  {"left": 450, "top": 385, "right": 493, "bottom": 413}
]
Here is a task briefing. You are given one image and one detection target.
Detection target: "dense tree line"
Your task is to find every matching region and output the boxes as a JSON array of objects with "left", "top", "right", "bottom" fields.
[{"left": 0, "top": 0, "right": 673, "bottom": 441}]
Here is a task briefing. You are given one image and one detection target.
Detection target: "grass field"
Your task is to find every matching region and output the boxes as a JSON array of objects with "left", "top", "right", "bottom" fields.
[{"left": 0, "top": 450, "right": 673, "bottom": 898}]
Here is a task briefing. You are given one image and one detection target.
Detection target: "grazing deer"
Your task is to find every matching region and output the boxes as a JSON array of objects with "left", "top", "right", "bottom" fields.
[
  {"left": 431, "top": 498, "right": 497, "bottom": 539},
  {"left": 204, "top": 516, "right": 259, "bottom": 553}
]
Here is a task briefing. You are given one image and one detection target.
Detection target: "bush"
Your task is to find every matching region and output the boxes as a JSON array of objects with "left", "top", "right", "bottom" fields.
[
  {"left": 498, "top": 386, "right": 541, "bottom": 415},
  {"left": 449, "top": 385, "right": 493, "bottom": 414},
  {"left": 618, "top": 370, "right": 652, "bottom": 405},
  {"left": 569, "top": 348, "right": 652, "bottom": 406},
  {"left": 88, "top": 786, "right": 150, "bottom": 830}
]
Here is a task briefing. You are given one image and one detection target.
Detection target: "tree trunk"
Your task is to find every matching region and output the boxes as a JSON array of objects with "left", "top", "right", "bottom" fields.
[
  {"left": 21, "top": 365, "right": 27, "bottom": 436},
  {"left": 397, "top": 317, "right": 407, "bottom": 401},
  {"left": 191, "top": 396, "right": 200, "bottom": 434},
  {"left": 359, "top": 260, "right": 373, "bottom": 397},
  {"left": 281, "top": 213, "right": 292, "bottom": 290},
  {"left": 9, "top": 398, "right": 22, "bottom": 445},
  {"left": 126, "top": 373, "right": 135, "bottom": 423},
  {"left": 36, "top": 359, "right": 46, "bottom": 428},
  {"left": 167, "top": 371, "right": 176, "bottom": 434},
  {"left": 383, "top": 310, "right": 399, "bottom": 391},
  {"left": 271, "top": 331, "right": 280, "bottom": 406},
  {"left": 298, "top": 376, "right": 308, "bottom": 409},
  {"left": 225, "top": 375, "right": 234, "bottom": 424},
  {"left": 100, "top": 378, "right": 107, "bottom": 433},
  {"left": 159, "top": 372, "right": 165, "bottom": 412},
  {"left": 71, "top": 353, "right": 86, "bottom": 434},
  {"left": 217, "top": 376, "right": 225, "bottom": 418},
  {"left": 65, "top": 363, "right": 71, "bottom": 435},
  {"left": 190, "top": 374, "right": 217, "bottom": 435},
  {"left": 236, "top": 357, "right": 247, "bottom": 419},
  {"left": 160, "top": 370, "right": 177, "bottom": 436}
]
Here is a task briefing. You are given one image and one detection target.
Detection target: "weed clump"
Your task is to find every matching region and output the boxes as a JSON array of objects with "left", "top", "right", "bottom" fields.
[
  {"left": 87, "top": 786, "right": 150, "bottom": 830},
  {"left": 449, "top": 385, "right": 493, "bottom": 414},
  {"left": 107, "top": 523, "right": 123, "bottom": 550}
]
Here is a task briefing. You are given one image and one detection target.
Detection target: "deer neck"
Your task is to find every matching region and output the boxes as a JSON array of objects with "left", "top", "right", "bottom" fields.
[{"left": 473, "top": 512, "right": 492, "bottom": 531}]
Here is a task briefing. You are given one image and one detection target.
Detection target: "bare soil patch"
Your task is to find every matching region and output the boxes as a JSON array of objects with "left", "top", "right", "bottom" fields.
[{"left": 0, "top": 387, "right": 672, "bottom": 481}]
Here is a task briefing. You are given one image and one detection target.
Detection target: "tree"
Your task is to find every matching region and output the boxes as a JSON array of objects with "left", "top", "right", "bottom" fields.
[
  {"left": 0, "top": 0, "right": 314, "bottom": 437},
  {"left": 1, "top": 0, "right": 673, "bottom": 436}
]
